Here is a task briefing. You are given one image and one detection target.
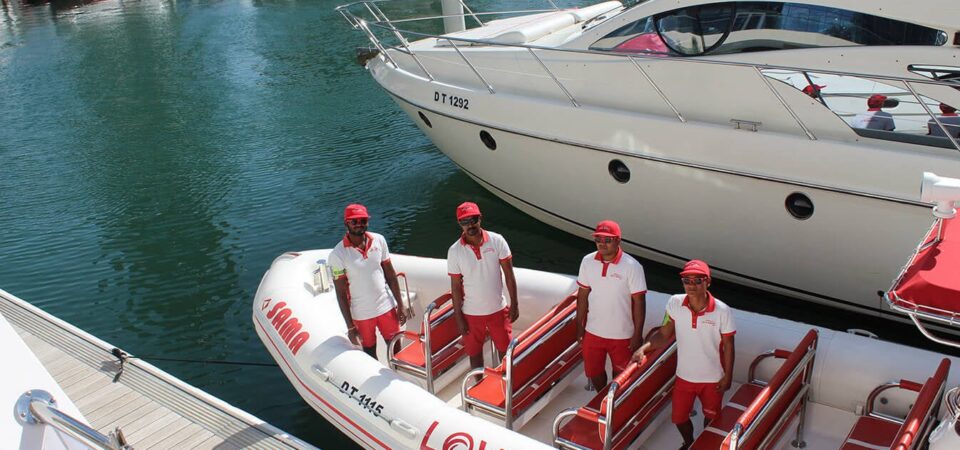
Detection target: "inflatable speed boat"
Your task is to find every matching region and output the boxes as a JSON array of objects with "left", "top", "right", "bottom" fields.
[{"left": 253, "top": 177, "right": 960, "bottom": 450}]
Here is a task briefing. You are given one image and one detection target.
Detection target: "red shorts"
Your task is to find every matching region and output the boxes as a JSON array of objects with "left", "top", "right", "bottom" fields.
[
  {"left": 672, "top": 377, "right": 723, "bottom": 424},
  {"left": 582, "top": 332, "right": 631, "bottom": 378},
  {"left": 353, "top": 309, "right": 401, "bottom": 348},
  {"left": 461, "top": 308, "right": 512, "bottom": 356}
]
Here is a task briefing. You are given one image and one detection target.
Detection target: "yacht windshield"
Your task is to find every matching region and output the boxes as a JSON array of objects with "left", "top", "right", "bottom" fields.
[{"left": 590, "top": 2, "right": 948, "bottom": 56}]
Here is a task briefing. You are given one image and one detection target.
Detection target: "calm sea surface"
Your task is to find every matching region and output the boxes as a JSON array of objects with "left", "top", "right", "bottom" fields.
[{"left": 0, "top": 1, "right": 943, "bottom": 448}]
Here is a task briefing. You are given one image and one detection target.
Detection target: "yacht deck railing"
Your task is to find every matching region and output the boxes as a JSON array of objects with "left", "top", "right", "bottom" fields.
[{"left": 336, "top": 0, "right": 960, "bottom": 152}]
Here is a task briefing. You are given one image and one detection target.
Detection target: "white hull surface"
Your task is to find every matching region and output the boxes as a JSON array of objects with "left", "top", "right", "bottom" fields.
[
  {"left": 254, "top": 251, "right": 960, "bottom": 449},
  {"left": 346, "top": 0, "right": 960, "bottom": 317}
]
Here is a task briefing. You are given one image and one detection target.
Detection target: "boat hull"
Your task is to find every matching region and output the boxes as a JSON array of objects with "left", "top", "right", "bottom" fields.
[
  {"left": 367, "top": 51, "right": 959, "bottom": 316},
  {"left": 254, "top": 252, "right": 960, "bottom": 449}
]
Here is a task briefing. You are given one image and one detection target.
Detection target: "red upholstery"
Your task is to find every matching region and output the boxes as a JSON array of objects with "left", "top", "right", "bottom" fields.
[
  {"left": 839, "top": 417, "right": 900, "bottom": 450},
  {"left": 836, "top": 358, "right": 951, "bottom": 450},
  {"left": 889, "top": 217, "right": 960, "bottom": 313},
  {"left": 465, "top": 295, "right": 581, "bottom": 415},
  {"left": 392, "top": 294, "right": 465, "bottom": 375},
  {"left": 556, "top": 330, "right": 677, "bottom": 450},
  {"left": 689, "top": 329, "right": 818, "bottom": 450},
  {"left": 892, "top": 359, "right": 950, "bottom": 449}
]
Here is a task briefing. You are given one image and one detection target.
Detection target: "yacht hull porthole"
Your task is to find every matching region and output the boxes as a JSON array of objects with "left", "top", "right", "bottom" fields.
[
  {"left": 480, "top": 130, "right": 497, "bottom": 150},
  {"left": 418, "top": 111, "right": 432, "bottom": 128},
  {"left": 786, "top": 192, "right": 814, "bottom": 220},
  {"left": 608, "top": 159, "right": 630, "bottom": 183}
]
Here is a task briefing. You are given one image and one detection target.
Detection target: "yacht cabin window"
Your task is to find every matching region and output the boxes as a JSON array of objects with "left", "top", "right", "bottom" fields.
[{"left": 590, "top": 2, "right": 948, "bottom": 56}]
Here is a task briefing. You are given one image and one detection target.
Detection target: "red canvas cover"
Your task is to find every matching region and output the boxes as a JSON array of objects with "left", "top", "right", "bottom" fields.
[{"left": 889, "top": 217, "right": 960, "bottom": 313}]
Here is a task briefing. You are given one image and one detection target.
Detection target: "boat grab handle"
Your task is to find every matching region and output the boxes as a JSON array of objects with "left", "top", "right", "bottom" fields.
[{"left": 16, "top": 389, "right": 131, "bottom": 450}]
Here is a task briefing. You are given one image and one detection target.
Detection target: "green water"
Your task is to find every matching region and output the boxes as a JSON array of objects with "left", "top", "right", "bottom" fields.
[{"left": 0, "top": 1, "right": 936, "bottom": 448}]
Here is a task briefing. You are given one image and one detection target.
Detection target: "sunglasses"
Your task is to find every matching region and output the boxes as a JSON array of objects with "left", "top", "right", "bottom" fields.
[
  {"left": 593, "top": 236, "right": 615, "bottom": 244},
  {"left": 681, "top": 277, "right": 707, "bottom": 285},
  {"left": 458, "top": 216, "right": 480, "bottom": 226},
  {"left": 347, "top": 218, "right": 368, "bottom": 226}
]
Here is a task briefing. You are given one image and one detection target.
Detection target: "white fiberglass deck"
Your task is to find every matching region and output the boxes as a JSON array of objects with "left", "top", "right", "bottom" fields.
[{"left": 0, "top": 289, "right": 312, "bottom": 450}]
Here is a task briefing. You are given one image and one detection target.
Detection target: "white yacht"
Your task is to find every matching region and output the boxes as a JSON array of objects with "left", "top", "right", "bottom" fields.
[{"left": 336, "top": 0, "right": 960, "bottom": 319}]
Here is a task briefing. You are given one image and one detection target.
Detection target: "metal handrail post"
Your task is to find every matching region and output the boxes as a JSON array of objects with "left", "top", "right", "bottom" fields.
[
  {"left": 367, "top": 4, "right": 435, "bottom": 81},
  {"left": 504, "top": 338, "right": 519, "bottom": 429},
  {"left": 26, "top": 397, "right": 128, "bottom": 450},
  {"left": 527, "top": 48, "right": 580, "bottom": 107},
  {"left": 457, "top": 0, "right": 484, "bottom": 27},
  {"left": 423, "top": 301, "right": 438, "bottom": 394},
  {"left": 754, "top": 66, "right": 817, "bottom": 140},
  {"left": 544, "top": 0, "right": 560, "bottom": 10},
  {"left": 602, "top": 383, "right": 618, "bottom": 450},
  {"left": 357, "top": 20, "right": 399, "bottom": 67},
  {"left": 629, "top": 56, "right": 685, "bottom": 123},
  {"left": 445, "top": 39, "right": 495, "bottom": 93},
  {"left": 338, "top": 9, "right": 360, "bottom": 29},
  {"left": 903, "top": 80, "right": 960, "bottom": 152},
  {"left": 368, "top": 2, "right": 410, "bottom": 47}
]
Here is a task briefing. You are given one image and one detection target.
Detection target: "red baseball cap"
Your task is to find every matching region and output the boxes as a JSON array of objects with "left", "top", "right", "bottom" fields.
[
  {"left": 680, "top": 259, "right": 711, "bottom": 278},
  {"left": 456, "top": 202, "right": 481, "bottom": 220},
  {"left": 592, "top": 220, "right": 621, "bottom": 238},
  {"left": 941, "top": 103, "right": 957, "bottom": 114},
  {"left": 802, "top": 84, "right": 825, "bottom": 95},
  {"left": 867, "top": 94, "right": 887, "bottom": 108},
  {"left": 344, "top": 203, "right": 370, "bottom": 220}
]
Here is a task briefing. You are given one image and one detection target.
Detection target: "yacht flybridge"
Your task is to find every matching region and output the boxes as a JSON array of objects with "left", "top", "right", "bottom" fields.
[{"left": 336, "top": 0, "right": 960, "bottom": 318}]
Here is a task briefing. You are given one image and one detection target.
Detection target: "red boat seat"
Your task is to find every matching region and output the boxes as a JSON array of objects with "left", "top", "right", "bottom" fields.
[
  {"left": 691, "top": 329, "right": 819, "bottom": 450},
  {"left": 389, "top": 293, "right": 466, "bottom": 392},
  {"left": 553, "top": 328, "right": 677, "bottom": 450},
  {"left": 463, "top": 294, "right": 581, "bottom": 428},
  {"left": 839, "top": 358, "right": 950, "bottom": 450}
]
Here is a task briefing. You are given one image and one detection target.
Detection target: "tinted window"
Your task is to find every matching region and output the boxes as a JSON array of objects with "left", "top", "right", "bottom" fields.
[
  {"left": 590, "top": 2, "right": 947, "bottom": 56},
  {"left": 715, "top": 2, "right": 948, "bottom": 54}
]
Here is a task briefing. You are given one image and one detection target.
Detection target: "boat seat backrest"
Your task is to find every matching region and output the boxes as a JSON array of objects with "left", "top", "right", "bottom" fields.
[
  {"left": 553, "top": 327, "right": 678, "bottom": 450},
  {"left": 423, "top": 293, "right": 458, "bottom": 354},
  {"left": 598, "top": 331, "right": 677, "bottom": 445},
  {"left": 690, "top": 329, "right": 818, "bottom": 450},
  {"left": 463, "top": 294, "right": 582, "bottom": 422},
  {"left": 840, "top": 358, "right": 950, "bottom": 450},
  {"left": 494, "top": 295, "right": 578, "bottom": 392}
]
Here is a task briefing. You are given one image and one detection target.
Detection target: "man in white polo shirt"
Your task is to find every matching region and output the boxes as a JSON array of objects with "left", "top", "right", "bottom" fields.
[
  {"left": 633, "top": 259, "right": 735, "bottom": 450},
  {"left": 447, "top": 202, "right": 519, "bottom": 369},
  {"left": 329, "top": 203, "right": 406, "bottom": 359},
  {"left": 576, "top": 220, "right": 647, "bottom": 391}
]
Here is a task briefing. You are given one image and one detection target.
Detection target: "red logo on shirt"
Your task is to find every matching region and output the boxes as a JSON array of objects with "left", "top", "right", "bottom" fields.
[
  {"left": 609, "top": 273, "right": 623, "bottom": 280},
  {"left": 702, "top": 319, "right": 717, "bottom": 326}
]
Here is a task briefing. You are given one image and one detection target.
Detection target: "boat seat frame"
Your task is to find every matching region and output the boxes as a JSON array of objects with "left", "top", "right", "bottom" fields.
[
  {"left": 388, "top": 292, "right": 466, "bottom": 394},
  {"left": 460, "top": 294, "right": 581, "bottom": 430},
  {"left": 840, "top": 358, "right": 950, "bottom": 450},
  {"left": 552, "top": 329, "right": 678, "bottom": 450},
  {"left": 691, "top": 329, "right": 819, "bottom": 450}
]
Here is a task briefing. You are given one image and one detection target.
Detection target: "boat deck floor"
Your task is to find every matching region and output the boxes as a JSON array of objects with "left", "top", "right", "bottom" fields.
[
  {"left": 416, "top": 351, "right": 855, "bottom": 450},
  {"left": 0, "top": 291, "right": 311, "bottom": 450}
]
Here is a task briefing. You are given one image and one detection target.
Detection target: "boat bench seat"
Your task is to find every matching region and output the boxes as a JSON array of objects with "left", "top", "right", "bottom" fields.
[
  {"left": 839, "top": 358, "right": 950, "bottom": 450},
  {"left": 389, "top": 293, "right": 466, "bottom": 393},
  {"left": 553, "top": 328, "right": 677, "bottom": 450},
  {"left": 691, "top": 329, "right": 819, "bottom": 450},
  {"left": 462, "top": 294, "right": 581, "bottom": 429}
]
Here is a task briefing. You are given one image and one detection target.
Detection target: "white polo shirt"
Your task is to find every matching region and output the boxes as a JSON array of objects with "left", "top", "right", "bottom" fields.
[
  {"left": 576, "top": 248, "right": 647, "bottom": 340},
  {"left": 666, "top": 293, "right": 736, "bottom": 383},
  {"left": 328, "top": 232, "right": 397, "bottom": 321},
  {"left": 447, "top": 230, "right": 511, "bottom": 316}
]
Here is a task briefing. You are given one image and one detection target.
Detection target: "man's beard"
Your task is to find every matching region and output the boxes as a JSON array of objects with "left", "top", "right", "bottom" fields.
[
  {"left": 348, "top": 227, "right": 366, "bottom": 237},
  {"left": 466, "top": 227, "right": 480, "bottom": 236}
]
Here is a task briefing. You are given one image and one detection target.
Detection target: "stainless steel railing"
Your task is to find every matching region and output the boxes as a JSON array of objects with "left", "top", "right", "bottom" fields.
[
  {"left": 16, "top": 389, "right": 131, "bottom": 450},
  {"left": 336, "top": 0, "right": 960, "bottom": 151}
]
